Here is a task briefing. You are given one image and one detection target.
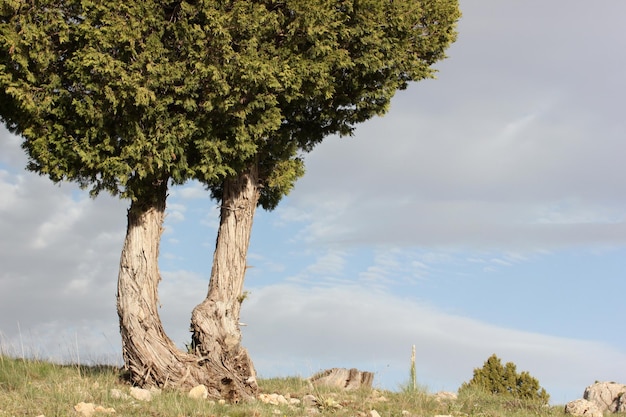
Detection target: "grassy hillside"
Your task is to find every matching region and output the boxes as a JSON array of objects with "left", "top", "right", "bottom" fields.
[{"left": 0, "top": 355, "right": 587, "bottom": 417}]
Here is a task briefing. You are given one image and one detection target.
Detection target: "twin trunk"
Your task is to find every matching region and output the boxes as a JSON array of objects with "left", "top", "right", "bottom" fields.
[{"left": 116, "top": 166, "right": 260, "bottom": 401}]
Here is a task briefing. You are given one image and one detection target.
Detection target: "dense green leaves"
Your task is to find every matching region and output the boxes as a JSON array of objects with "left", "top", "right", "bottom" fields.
[
  {"left": 0, "top": 0, "right": 460, "bottom": 205},
  {"left": 460, "top": 354, "right": 550, "bottom": 404}
]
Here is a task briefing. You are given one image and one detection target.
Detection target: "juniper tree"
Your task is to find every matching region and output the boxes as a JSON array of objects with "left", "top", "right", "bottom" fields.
[
  {"left": 460, "top": 354, "right": 550, "bottom": 404},
  {"left": 0, "top": 0, "right": 460, "bottom": 400}
]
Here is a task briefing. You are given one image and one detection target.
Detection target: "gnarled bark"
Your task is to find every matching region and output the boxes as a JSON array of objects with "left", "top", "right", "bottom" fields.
[
  {"left": 190, "top": 163, "right": 260, "bottom": 400},
  {"left": 116, "top": 177, "right": 256, "bottom": 401}
]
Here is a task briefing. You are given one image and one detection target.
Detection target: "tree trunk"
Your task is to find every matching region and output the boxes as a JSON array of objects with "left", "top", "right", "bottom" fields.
[
  {"left": 117, "top": 177, "right": 255, "bottom": 401},
  {"left": 190, "top": 163, "right": 260, "bottom": 401}
]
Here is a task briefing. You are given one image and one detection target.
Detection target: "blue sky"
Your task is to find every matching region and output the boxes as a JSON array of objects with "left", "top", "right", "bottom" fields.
[{"left": 1, "top": 0, "right": 626, "bottom": 405}]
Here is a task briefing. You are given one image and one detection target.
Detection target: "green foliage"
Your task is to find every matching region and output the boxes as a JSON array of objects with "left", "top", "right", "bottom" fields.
[
  {"left": 1, "top": 0, "right": 460, "bottom": 206},
  {"left": 460, "top": 354, "right": 550, "bottom": 404}
]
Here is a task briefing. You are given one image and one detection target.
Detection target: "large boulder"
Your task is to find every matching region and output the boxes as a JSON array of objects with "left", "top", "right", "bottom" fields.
[
  {"left": 584, "top": 381, "right": 626, "bottom": 413},
  {"left": 564, "top": 399, "right": 603, "bottom": 417}
]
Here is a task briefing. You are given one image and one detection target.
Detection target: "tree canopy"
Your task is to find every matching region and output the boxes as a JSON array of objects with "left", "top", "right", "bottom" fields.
[
  {"left": 460, "top": 354, "right": 550, "bottom": 404},
  {"left": 1, "top": 0, "right": 461, "bottom": 398},
  {"left": 1, "top": 0, "right": 460, "bottom": 206}
]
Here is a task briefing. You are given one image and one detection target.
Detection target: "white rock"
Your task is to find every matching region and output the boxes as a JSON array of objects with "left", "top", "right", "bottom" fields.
[
  {"left": 302, "top": 394, "right": 318, "bottom": 407},
  {"left": 433, "top": 391, "right": 458, "bottom": 402},
  {"left": 73, "top": 402, "right": 115, "bottom": 417},
  {"left": 258, "top": 393, "right": 288, "bottom": 405},
  {"left": 369, "top": 410, "right": 382, "bottom": 417},
  {"left": 74, "top": 402, "right": 96, "bottom": 417},
  {"left": 565, "top": 399, "right": 603, "bottom": 417},
  {"left": 584, "top": 381, "right": 626, "bottom": 413},
  {"left": 129, "top": 387, "right": 153, "bottom": 402},
  {"left": 94, "top": 405, "right": 115, "bottom": 415},
  {"left": 188, "top": 384, "right": 208, "bottom": 400},
  {"left": 110, "top": 389, "right": 129, "bottom": 400}
]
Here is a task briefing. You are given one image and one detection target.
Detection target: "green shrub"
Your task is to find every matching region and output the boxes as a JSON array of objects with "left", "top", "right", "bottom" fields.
[{"left": 460, "top": 354, "right": 550, "bottom": 404}]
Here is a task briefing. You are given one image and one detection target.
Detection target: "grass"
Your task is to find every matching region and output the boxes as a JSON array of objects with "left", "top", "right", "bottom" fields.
[{"left": 0, "top": 355, "right": 621, "bottom": 417}]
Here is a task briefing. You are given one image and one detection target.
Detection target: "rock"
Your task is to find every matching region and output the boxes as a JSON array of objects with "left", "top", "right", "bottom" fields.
[
  {"left": 584, "top": 381, "right": 626, "bottom": 413},
  {"left": 74, "top": 402, "right": 95, "bottom": 417},
  {"left": 188, "top": 385, "right": 208, "bottom": 400},
  {"left": 618, "top": 392, "right": 626, "bottom": 413},
  {"left": 433, "top": 391, "right": 458, "bottom": 402},
  {"left": 109, "top": 389, "right": 129, "bottom": 400},
  {"left": 310, "top": 368, "right": 374, "bottom": 390},
  {"left": 129, "top": 387, "right": 153, "bottom": 402},
  {"left": 565, "top": 399, "right": 604, "bottom": 417},
  {"left": 73, "top": 402, "right": 115, "bottom": 417},
  {"left": 370, "top": 390, "right": 388, "bottom": 402},
  {"left": 302, "top": 394, "right": 318, "bottom": 407},
  {"left": 369, "top": 410, "right": 382, "bottom": 417},
  {"left": 258, "top": 393, "right": 289, "bottom": 405},
  {"left": 94, "top": 406, "right": 115, "bottom": 415}
]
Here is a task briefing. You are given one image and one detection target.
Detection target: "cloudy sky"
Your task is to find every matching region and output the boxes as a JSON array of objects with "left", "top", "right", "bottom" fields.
[{"left": 1, "top": 0, "right": 625, "bottom": 404}]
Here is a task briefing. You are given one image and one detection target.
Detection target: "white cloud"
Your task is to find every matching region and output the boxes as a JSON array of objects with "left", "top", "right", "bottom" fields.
[
  {"left": 0, "top": 163, "right": 126, "bottom": 340},
  {"left": 271, "top": 0, "right": 626, "bottom": 252},
  {"left": 0, "top": 126, "right": 27, "bottom": 166},
  {"left": 173, "top": 181, "right": 211, "bottom": 200},
  {"left": 165, "top": 202, "right": 187, "bottom": 225}
]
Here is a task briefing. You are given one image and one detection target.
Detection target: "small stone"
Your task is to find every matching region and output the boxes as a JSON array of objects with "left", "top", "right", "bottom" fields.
[
  {"left": 110, "top": 389, "right": 129, "bottom": 400},
  {"left": 94, "top": 405, "right": 115, "bottom": 414},
  {"left": 74, "top": 402, "right": 96, "bottom": 417},
  {"left": 369, "top": 410, "right": 381, "bottom": 417},
  {"left": 258, "top": 393, "right": 289, "bottom": 405},
  {"left": 401, "top": 411, "right": 411, "bottom": 416},
  {"left": 302, "top": 394, "right": 317, "bottom": 407},
  {"left": 188, "top": 384, "right": 208, "bottom": 400},
  {"left": 129, "top": 387, "right": 153, "bottom": 402},
  {"left": 433, "top": 391, "right": 458, "bottom": 402}
]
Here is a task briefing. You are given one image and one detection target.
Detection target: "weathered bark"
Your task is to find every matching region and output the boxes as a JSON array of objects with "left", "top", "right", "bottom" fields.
[
  {"left": 117, "top": 177, "right": 255, "bottom": 401},
  {"left": 310, "top": 368, "right": 375, "bottom": 390},
  {"left": 190, "top": 163, "right": 260, "bottom": 400}
]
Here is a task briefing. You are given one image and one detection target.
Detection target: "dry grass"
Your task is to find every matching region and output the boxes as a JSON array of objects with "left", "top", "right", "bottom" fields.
[{"left": 0, "top": 355, "right": 615, "bottom": 417}]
